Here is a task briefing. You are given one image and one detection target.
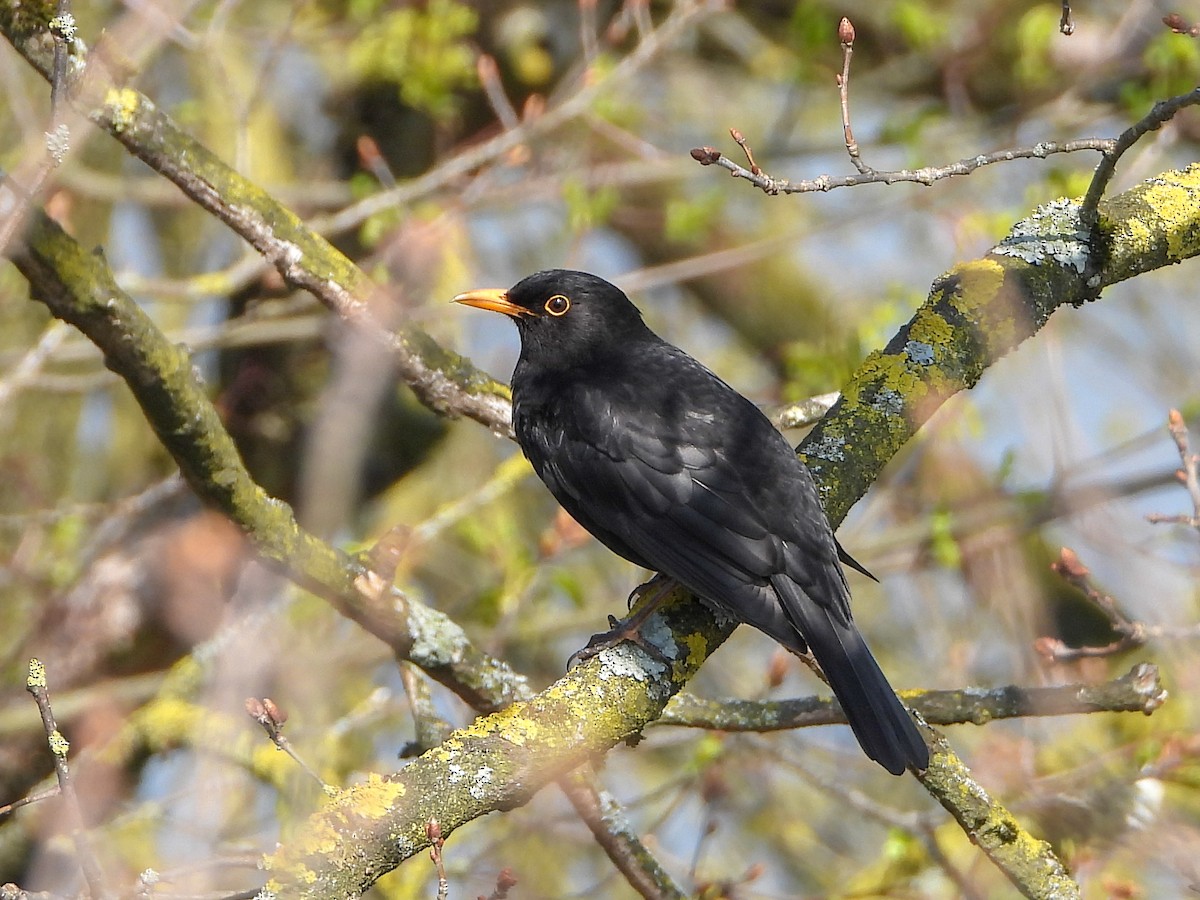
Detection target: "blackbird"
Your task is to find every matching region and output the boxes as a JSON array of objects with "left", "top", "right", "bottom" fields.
[{"left": 455, "top": 269, "right": 928, "bottom": 775}]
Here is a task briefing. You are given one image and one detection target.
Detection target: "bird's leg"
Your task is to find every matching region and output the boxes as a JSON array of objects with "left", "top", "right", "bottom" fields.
[{"left": 568, "top": 575, "right": 676, "bottom": 668}]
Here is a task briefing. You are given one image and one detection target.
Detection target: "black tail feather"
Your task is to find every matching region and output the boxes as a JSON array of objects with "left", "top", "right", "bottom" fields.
[
  {"left": 820, "top": 619, "right": 928, "bottom": 775},
  {"left": 775, "top": 581, "right": 928, "bottom": 775}
]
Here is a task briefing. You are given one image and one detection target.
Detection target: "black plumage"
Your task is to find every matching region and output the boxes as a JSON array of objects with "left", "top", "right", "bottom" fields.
[{"left": 455, "top": 269, "right": 927, "bottom": 775}]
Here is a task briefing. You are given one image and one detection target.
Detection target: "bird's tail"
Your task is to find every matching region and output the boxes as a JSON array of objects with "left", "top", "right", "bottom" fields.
[{"left": 774, "top": 580, "right": 928, "bottom": 775}]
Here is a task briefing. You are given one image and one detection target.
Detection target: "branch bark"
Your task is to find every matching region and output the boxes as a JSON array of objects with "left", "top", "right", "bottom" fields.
[{"left": 660, "top": 663, "right": 1166, "bottom": 730}]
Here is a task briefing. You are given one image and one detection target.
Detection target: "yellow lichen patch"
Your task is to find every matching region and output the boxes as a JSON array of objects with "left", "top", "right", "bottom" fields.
[
  {"left": 485, "top": 702, "right": 544, "bottom": 747},
  {"left": 345, "top": 772, "right": 407, "bottom": 819},
  {"left": 856, "top": 353, "right": 928, "bottom": 406},
  {"left": 948, "top": 259, "right": 1023, "bottom": 352},
  {"left": 947, "top": 259, "right": 1005, "bottom": 318},
  {"left": 278, "top": 812, "right": 345, "bottom": 860},
  {"left": 1121, "top": 217, "right": 1155, "bottom": 256},
  {"left": 681, "top": 631, "right": 710, "bottom": 669},
  {"left": 1141, "top": 180, "right": 1200, "bottom": 261},
  {"left": 448, "top": 700, "right": 539, "bottom": 746},
  {"left": 906, "top": 307, "right": 954, "bottom": 349},
  {"left": 102, "top": 87, "right": 142, "bottom": 133}
]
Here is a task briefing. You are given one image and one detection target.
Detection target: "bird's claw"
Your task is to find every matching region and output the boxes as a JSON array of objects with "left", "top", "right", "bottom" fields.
[{"left": 567, "top": 615, "right": 672, "bottom": 669}]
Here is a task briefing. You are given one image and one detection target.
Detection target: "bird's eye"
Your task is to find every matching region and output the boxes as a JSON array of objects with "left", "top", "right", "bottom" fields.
[{"left": 544, "top": 294, "right": 570, "bottom": 316}]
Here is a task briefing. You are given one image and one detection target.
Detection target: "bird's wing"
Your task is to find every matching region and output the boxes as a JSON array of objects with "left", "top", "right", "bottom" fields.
[{"left": 530, "top": 378, "right": 853, "bottom": 628}]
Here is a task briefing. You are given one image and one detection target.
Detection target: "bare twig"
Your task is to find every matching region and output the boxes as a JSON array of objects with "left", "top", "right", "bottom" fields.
[
  {"left": 1079, "top": 86, "right": 1200, "bottom": 229},
  {"left": 47, "top": 2, "right": 73, "bottom": 125},
  {"left": 355, "top": 135, "right": 397, "bottom": 190},
  {"left": 477, "top": 54, "right": 520, "bottom": 130},
  {"left": 1060, "top": 1, "right": 1075, "bottom": 35},
  {"left": 836, "top": 17, "right": 872, "bottom": 175},
  {"left": 729, "top": 128, "right": 761, "bottom": 176},
  {"left": 480, "top": 868, "right": 519, "bottom": 900},
  {"left": 1145, "top": 409, "right": 1200, "bottom": 529},
  {"left": 579, "top": 0, "right": 599, "bottom": 64},
  {"left": 356, "top": 552, "right": 457, "bottom": 756},
  {"left": 1163, "top": 13, "right": 1200, "bottom": 37},
  {"left": 695, "top": 32, "right": 1200, "bottom": 209},
  {"left": 559, "top": 771, "right": 688, "bottom": 900},
  {"left": 0, "top": 785, "right": 61, "bottom": 819},
  {"left": 1037, "top": 548, "right": 1200, "bottom": 661},
  {"left": 26, "top": 659, "right": 110, "bottom": 899},
  {"left": 245, "top": 698, "right": 331, "bottom": 792},
  {"left": 0, "top": 320, "right": 69, "bottom": 424},
  {"left": 427, "top": 820, "right": 449, "bottom": 900},
  {"left": 690, "top": 137, "right": 1113, "bottom": 195},
  {"left": 629, "top": 0, "right": 653, "bottom": 40}
]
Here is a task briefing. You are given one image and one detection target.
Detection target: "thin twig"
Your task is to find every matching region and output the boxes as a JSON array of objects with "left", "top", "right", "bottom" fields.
[
  {"left": 427, "top": 820, "right": 449, "bottom": 900},
  {"left": 44, "top": 1, "right": 75, "bottom": 168},
  {"left": 1037, "top": 548, "right": 1145, "bottom": 660},
  {"left": 1036, "top": 548, "right": 1200, "bottom": 662},
  {"left": 1079, "top": 86, "right": 1200, "bottom": 229},
  {"left": 579, "top": 0, "right": 599, "bottom": 64},
  {"left": 690, "top": 137, "right": 1113, "bottom": 195},
  {"left": 48, "top": 1, "right": 73, "bottom": 124},
  {"left": 0, "top": 320, "right": 69, "bottom": 423},
  {"left": 729, "top": 128, "right": 761, "bottom": 176},
  {"left": 355, "top": 135, "right": 397, "bottom": 189},
  {"left": 1060, "top": 1, "right": 1075, "bottom": 35},
  {"left": 1147, "top": 409, "right": 1200, "bottom": 529},
  {"left": 836, "top": 17, "right": 872, "bottom": 175},
  {"left": 245, "top": 697, "right": 332, "bottom": 792},
  {"left": 480, "top": 868, "right": 519, "bottom": 900},
  {"left": 26, "top": 659, "right": 111, "bottom": 899},
  {"left": 629, "top": 0, "right": 653, "bottom": 40},
  {"left": 1162, "top": 13, "right": 1200, "bottom": 37},
  {"left": 0, "top": 784, "right": 61, "bottom": 819},
  {"left": 477, "top": 54, "right": 520, "bottom": 130},
  {"left": 559, "top": 770, "right": 688, "bottom": 900},
  {"left": 360, "top": 539, "right": 457, "bottom": 755}
]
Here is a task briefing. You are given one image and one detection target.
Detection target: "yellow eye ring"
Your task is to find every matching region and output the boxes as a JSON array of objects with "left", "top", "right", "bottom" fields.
[{"left": 544, "top": 294, "right": 570, "bottom": 316}]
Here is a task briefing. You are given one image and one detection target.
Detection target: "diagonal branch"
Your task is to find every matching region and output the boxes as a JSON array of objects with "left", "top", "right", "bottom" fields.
[
  {"left": 0, "top": 0, "right": 513, "bottom": 435},
  {"left": 804, "top": 164, "right": 1200, "bottom": 522},
  {"left": 9, "top": 208, "right": 532, "bottom": 716}
]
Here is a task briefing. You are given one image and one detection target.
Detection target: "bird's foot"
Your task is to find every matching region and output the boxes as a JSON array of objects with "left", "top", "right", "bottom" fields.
[
  {"left": 568, "top": 614, "right": 672, "bottom": 668},
  {"left": 568, "top": 578, "right": 676, "bottom": 669}
]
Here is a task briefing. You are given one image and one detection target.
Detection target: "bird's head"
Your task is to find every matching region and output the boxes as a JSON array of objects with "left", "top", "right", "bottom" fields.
[{"left": 454, "top": 269, "right": 649, "bottom": 367}]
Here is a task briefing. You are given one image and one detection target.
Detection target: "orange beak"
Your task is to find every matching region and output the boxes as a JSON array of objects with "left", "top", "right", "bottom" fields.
[{"left": 453, "top": 288, "right": 532, "bottom": 317}]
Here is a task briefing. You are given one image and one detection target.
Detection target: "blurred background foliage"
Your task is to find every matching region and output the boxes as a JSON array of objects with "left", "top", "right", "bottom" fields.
[{"left": 1, "top": 0, "right": 1199, "bottom": 896}]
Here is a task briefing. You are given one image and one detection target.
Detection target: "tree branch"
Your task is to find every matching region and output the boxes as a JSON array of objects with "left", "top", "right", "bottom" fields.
[
  {"left": 660, "top": 664, "right": 1166, "bottom": 731},
  {"left": 804, "top": 164, "right": 1200, "bottom": 522},
  {"left": 8, "top": 208, "right": 531, "bottom": 716},
  {"left": 0, "top": 0, "right": 514, "bottom": 436}
]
